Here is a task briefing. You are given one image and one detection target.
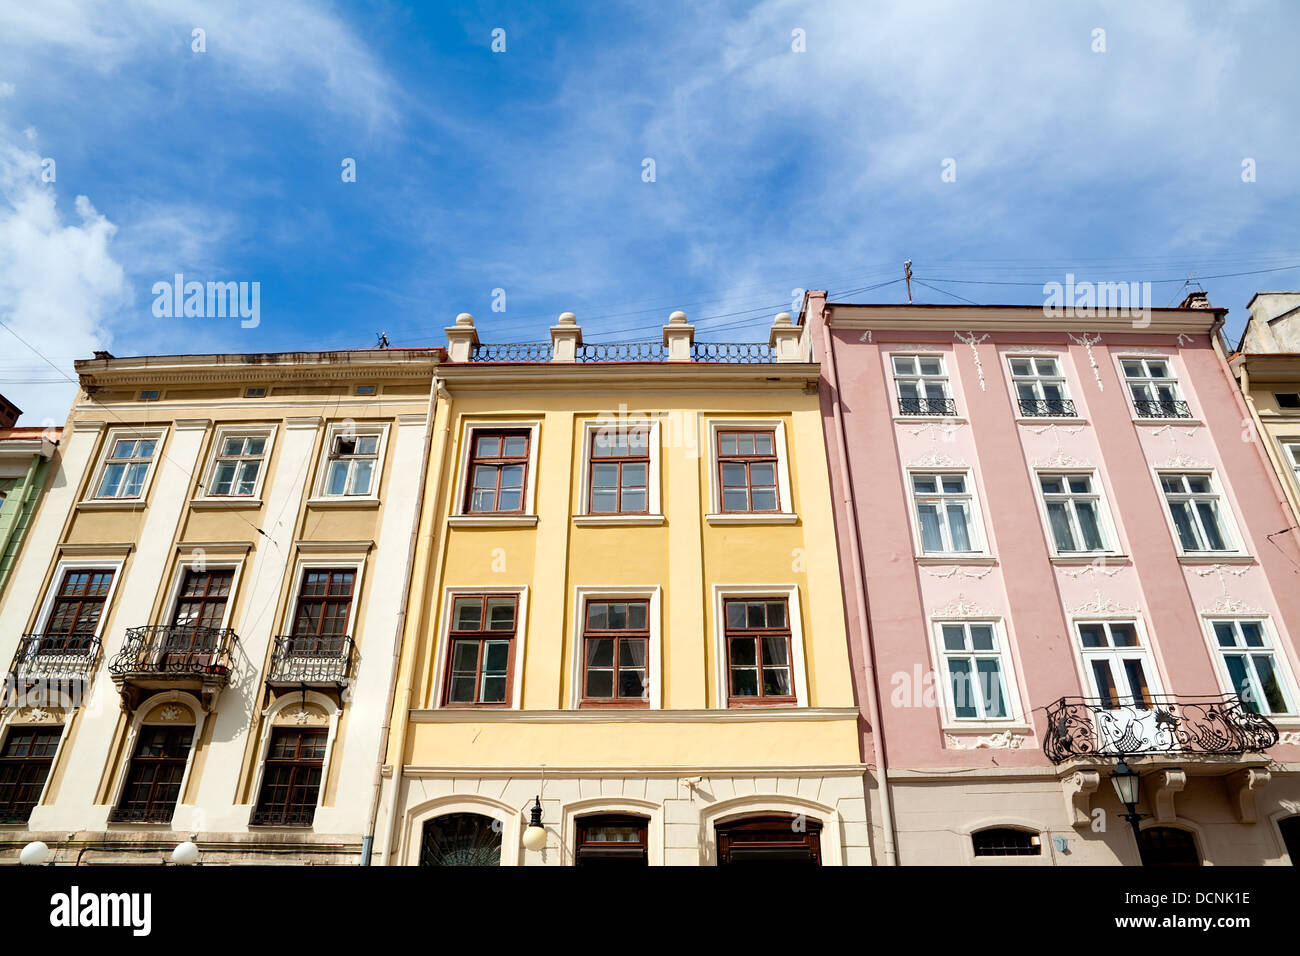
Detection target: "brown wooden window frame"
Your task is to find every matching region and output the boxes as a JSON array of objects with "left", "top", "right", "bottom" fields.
[
  {"left": 171, "top": 568, "right": 234, "bottom": 630},
  {"left": 0, "top": 726, "right": 62, "bottom": 824},
  {"left": 587, "top": 428, "right": 650, "bottom": 515},
  {"left": 441, "top": 593, "right": 519, "bottom": 708},
  {"left": 575, "top": 813, "right": 649, "bottom": 866},
  {"left": 724, "top": 597, "right": 797, "bottom": 707},
  {"left": 289, "top": 568, "right": 356, "bottom": 654},
  {"left": 716, "top": 429, "right": 781, "bottom": 514},
  {"left": 110, "top": 724, "right": 194, "bottom": 824},
  {"left": 41, "top": 568, "right": 115, "bottom": 655},
  {"left": 463, "top": 429, "right": 531, "bottom": 515},
  {"left": 251, "top": 727, "right": 327, "bottom": 828},
  {"left": 580, "top": 600, "right": 650, "bottom": 709},
  {"left": 715, "top": 814, "right": 822, "bottom": 865}
]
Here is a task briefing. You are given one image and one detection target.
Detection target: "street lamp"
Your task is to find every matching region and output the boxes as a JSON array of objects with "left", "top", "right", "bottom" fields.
[
  {"left": 1109, "top": 758, "right": 1148, "bottom": 864},
  {"left": 521, "top": 796, "right": 547, "bottom": 851},
  {"left": 171, "top": 841, "right": 200, "bottom": 865},
  {"left": 19, "top": 841, "right": 50, "bottom": 866}
]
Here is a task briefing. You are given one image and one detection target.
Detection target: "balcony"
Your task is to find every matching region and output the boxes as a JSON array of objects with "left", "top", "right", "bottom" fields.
[
  {"left": 1044, "top": 694, "right": 1279, "bottom": 765},
  {"left": 1133, "top": 399, "right": 1192, "bottom": 419},
  {"left": 5, "top": 634, "right": 101, "bottom": 708},
  {"left": 266, "top": 635, "right": 354, "bottom": 695},
  {"left": 467, "top": 342, "right": 777, "bottom": 364},
  {"left": 1018, "top": 398, "right": 1077, "bottom": 418},
  {"left": 898, "top": 397, "right": 957, "bottom": 417},
  {"left": 108, "top": 625, "right": 238, "bottom": 711}
]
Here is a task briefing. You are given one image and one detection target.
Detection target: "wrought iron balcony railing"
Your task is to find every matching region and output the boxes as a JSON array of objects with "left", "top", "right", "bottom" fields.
[
  {"left": 469, "top": 343, "right": 553, "bottom": 362},
  {"left": 266, "top": 635, "right": 355, "bottom": 686},
  {"left": 249, "top": 802, "right": 318, "bottom": 828},
  {"left": 1043, "top": 694, "right": 1279, "bottom": 764},
  {"left": 1133, "top": 399, "right": 1192, "bottom": 419},
  {"left": 108, "top": 625, "right": 238, "bottom": 680},
  {"left": 1018, "top": 398, "right": 1077, "bottom": 417},
  {"left": 898, "top": 397, "right": 957, "bottom": 416},
  {"left": 689, "top": 342, "right": 777, "bottom": 363},
  {"left": 7, "top": 634, "right": 101, "bottom": 685},
  {"left": 466, "top": 341, "right": 778, "bottom": 363},
  {"left": 576, "top": 342, "right": 667, "bottom": 362}
]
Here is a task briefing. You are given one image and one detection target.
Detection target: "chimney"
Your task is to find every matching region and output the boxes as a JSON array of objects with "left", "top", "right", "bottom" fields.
[
  {"left": 444, "top": 313, "right": 479, "bottom": 362},
  {"left": 550, "top": 312, "right": 582, "bottom": 362},
  {"left": 662, "top": 310, "right": 694, "bottom": 361},
  {"left": 769, "top": 312, "right": 804, "bottom": 362},
  {"left": 1178, "top": 290, "right": 1211, "bottom": 310}
]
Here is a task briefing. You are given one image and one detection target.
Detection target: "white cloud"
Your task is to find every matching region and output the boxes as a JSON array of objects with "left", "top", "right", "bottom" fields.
[
  {"left": 0, "top": 134, "right": 128, "bottom": 423},
  {"left": 0, "top": 83, "right": 14, "bottom": 98}
]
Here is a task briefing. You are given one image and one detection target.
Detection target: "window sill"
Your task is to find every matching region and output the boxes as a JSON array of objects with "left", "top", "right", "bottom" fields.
[
  {"left": 76, "top": 499, "right": 147, "bottom": 512},
  {"left": 190, "top": 497, "right": 263, "bottom": 510},
  {"left": 573, "top": 514, "right": 665, "bottom": 526},
  {"left": 1131, "top": 416, "right": 1203, "bottom": 426},
  {"left": 1049, "top": 553, "right": 1130, "bottom": 566},
  {"left": 705, "top": 513, "right": 798, "bottom": 525},
  {"left": 943, "top": 723, "right": 1034, "bottom": 735},
  {"left": 1176, "top": 553, "right": 1255, "bottom": 565},
  {"left": 1016, "top": 417, "right": 1088, "bottom": 426},
  {"left": 915, "top": 554, "right": 996, "bottom": 566},
  {"left": 447, "top": 514, "right": 539, "bottom": 528},
  {"left": 305, "top": 496, "right": 382, "bottom": 509},
  {"left": 892, "top": 416, "right": 967, "bottom": 425}
]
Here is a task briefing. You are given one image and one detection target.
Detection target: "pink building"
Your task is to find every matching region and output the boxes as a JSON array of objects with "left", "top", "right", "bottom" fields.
[{"left": 807, "top": 290, "right": 1300, "bottom": 865}]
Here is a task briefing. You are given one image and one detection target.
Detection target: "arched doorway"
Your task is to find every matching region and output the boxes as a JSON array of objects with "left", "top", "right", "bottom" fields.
[
  {"left": 574, "top": 813, "right": 648, "bottom": 866},
  {"left": 419, "top": 812, "right": 503, "bottom": 866},
  {"left": 1137, "top": 826, "right": 1200, "bottom": 866},
  {"left": 1278, "top": 815, "right": 1300, "bottom": 865},
  {"left": 716, "top": 813, "right": 822, "bottom": 865}
]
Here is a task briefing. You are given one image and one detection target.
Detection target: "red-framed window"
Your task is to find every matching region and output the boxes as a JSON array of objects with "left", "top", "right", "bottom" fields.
[
  {"left": 724, "top": 598, "right": 795, "bottom": 706},
  {"left": 442, "top": 594, "right": 518, "bottom": 706},
  {"left": 111, "top": 725, "right": 194, "bottom": 823},
  {"left": 717, "top": 430, "right": 779, "bottom": 513},
  {"left": 588, "top": 428, "right": 649, "bottom": 514},
  {"left": 464, "top": 430, "right": 530, "bottom": 514},
  {"left": 581, "top": 600, "right": 649, "bottom": 707},
  {"left": 0, "top": 727, "right": 62, "bottom": 824},
  {"left": 42, "top": 569, "right": 114, "bottom": 654},
  {"left": 251, "top": 728, "right": 327, "bottom": 827}
]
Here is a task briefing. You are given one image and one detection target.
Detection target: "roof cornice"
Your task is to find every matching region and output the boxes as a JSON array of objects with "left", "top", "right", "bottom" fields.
[
  {"left": 824, "top": 303, "right": 1223, "bottom": 336},
  {"left": 436, "top": 361, "right": 819, "bottom": 390},
  {"left": 75, "top": 349, "right": 443, "bottom": 388}
]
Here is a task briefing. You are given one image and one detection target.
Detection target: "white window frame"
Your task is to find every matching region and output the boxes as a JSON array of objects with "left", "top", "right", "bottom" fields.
[
  {"left": 31, "top": 558, "right": 126, "bottom": 639},
  {"left": 907, "top": 469, "right": 988, "bottom": 557},
  {"left": 1119, "top": 356, "right": 1191, "bottom": 419},
  {"left": 1280, "top": 440, "right": 1300, "bottom": 493},
  {"left": 431, "top": 586, "right": 530, "bottom": 709},
  {"left": 195, "top": 424, "right": 276, "bottom": 503},
  {"left": 84, "top": 426, "right": 166, "bottom": 503},
  {"left": 1008, "top": 355, "right": 1075, "bottom": 417},
  {"left": 159, "top": 555, "right": 246, "bottom": 632},
  {"left": 1034, "top": 469, "right": 1118, "bottom": 557},
  {"left": 704, "top": 418, "right": 796, "bottom": 524},
  {"left": 930, "top": 618, "right": 1023, "bottom": 726},
  {"left": 575, "top": 417, "right": 662, "bottom": 525},
  {"left": 1202, "top": 616, "right": 1298, "bottom": 718},
  {"left": 448, "top": 420, "right": 541, "bottom": 527},
  {"left": 569, "top": 586, "right": 662, "bottom": 709},
  {"left": 711, "top": 584, "right": 808, "bottom": 708},
  {"left": 1155, "top": 470, "right": 1242, "bottom": 556},
  {"left": 309, "top": 421, "right": 390, "bottom": 504},
  {"left": 891, "top": 352, "right": 954, "bottom": 416},
  {"left": 1069, "top": 616, "right": 1165, "bottom": 704}
]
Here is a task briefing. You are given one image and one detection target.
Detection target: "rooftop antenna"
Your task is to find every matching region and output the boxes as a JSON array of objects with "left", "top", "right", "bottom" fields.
[
  {"left": 904, "top": 260, "right": 914, "bottom": 304},
  {"left": 376, "top": 332, "right": 390, "bottom": 349}
]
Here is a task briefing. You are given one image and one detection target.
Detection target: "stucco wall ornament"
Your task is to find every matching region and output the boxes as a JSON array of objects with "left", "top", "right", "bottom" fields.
[
  {"left": 1024, "top": 422, "right": 1089, "bottom": 468},
  {"left": 1060, "top": 561, "right": 1126, "bottom": 579},
  {"left": 954, "top": 332, "right": 990, "bottom": 390},
  {"left": 1280, "top": 732, "right": 1300, "bottom": 747},
  {"left": 1151, "top": 423, "right": 1207, "bottom": 468},
  {"left": 945, "top": 730, "right": 1032, "bottom": 750},
  {"left": 1186, "top": 563, "right": 1264, "bottom": 616},
  {"left": 920, "top": 565, "right": 994, "bottom": 580},
  {"left": 932, "top": 592, "right": 992, "bottom": 617},
  {"left": 159, "top": 705, "right": 184, "bottom": 721},
  {"left": 1067, "top": 332, "right": 1104, "bottom": 390},
  {"left": 1067, "top": 589, "right": 1137, "bottom": 615}
]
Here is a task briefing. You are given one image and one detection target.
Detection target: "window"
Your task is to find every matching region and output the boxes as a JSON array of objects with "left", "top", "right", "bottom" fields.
[
  {"left": 1010, "top": 356, "right": 1075, "bottom": 417},
  {"left": 893, "top": 354, "right": 955, "bottom": 416},
  {"left": 1160, "top": 473, "right": 1232, "bottom": 552},
  {"left": 139, "top": 390, "right": 160, "bottom": 402},
  {"left": 581, "top": 600, "right": 649, "bottom": 707},
  {"left": 972, "top": 827, "right": 1040, "bottom": 857},
  {"left": 1039, "top": 474, "right": 1109, "bottom": 553},
  {"left": 1076, "top": 621, "right": 1154, "bottom": 709},
  {"left": 93, "top": 434, "right": 158, "bottom": 499},
  {"left": 715, "top": 814, "right": 822, "bottom": 865},
  {"left": 464, "top": 430, "right": 529, "bottom": 514},
  {"left": 244, "top": 387, "right": 266, "bottom": 398},
  {"left": 251, "top": 728, "right": 327, "bottom": 827},
  {"left": 1211, "top": 620, "right": 1293, "bottom": 715},
  {"left": 1137, "top": 827, "right": 1200, "bottom": 866},
  {"left": 588, "top": 428, "right": 649, "bottom": 514},
  {"left": 0, "top": 727, "right": 61, "bottom": 823},
  {"left": 111, "top": 725, "right": 194, "bottom": 823},
  {"left": 1122, "top": 358, "right": 1191, "bottom": 418},
  {"left": 937, "top": 622, "right": 1011, "bottom": 720},
  {"left": 724, "top": 598, "right": 795, "bottom": 705},
  {"left": 420, "top": 813, "right": 502, "bottom": 866},
  {"left": 717, "top": 429, "right": 779, "bottom": 513},
  {"left": 205, "top": 433, "right": 268, "bottom": 497},
  {"left": 1283, "top": 442, "right": 1300, "bottom": 490},
  {"left": 355, "top": 385, "right": 376, "bottom": 396},
  {"left": 442, "top": 594, "right": 518, "bottom": 706},
  {"left": 0, "top": 477, "right": 17, "bottom": 502},
  {"left": 911, "top": 473, "right": 979, "bottom": 553},
  {"left": 575, "top": 814, "right": 649, "bottom": 866},
  {"left": 321, "top": 429, "right": 381, "bottom": 497},
  {"left": 1275, "top": 392, "right": 1300, "bottom": 410},
  {"left": 290, "top": 569, "right": 355, "bottom": 646},
  {"left": 1279, "top": 816, "right": 1300, "bottom": 865},
  {"left": 41, "top": 569, "right": 114, "bottom": 654}
]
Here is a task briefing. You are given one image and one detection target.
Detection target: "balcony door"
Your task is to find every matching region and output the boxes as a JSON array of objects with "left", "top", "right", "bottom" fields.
[
  {"left": 163, "top": 569, "right": 232, "bottom": 671},
  {"left": 1076, "top": 621, "right": 1165, "bottom": 752},
  {"left": 288, "top": 569, "right": 355, "bottom": 658}
]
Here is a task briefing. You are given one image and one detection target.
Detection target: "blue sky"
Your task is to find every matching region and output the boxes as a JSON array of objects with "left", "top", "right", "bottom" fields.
[{"left": 1, "top": 0, "right": 1298, "bottom": 421}]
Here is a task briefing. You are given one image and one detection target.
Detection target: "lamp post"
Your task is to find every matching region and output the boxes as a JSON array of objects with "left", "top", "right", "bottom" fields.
[
  {"left": 171, "top": 841, "right": 200, "bottom": 865},
  {"left": 1109, "top": 758, "right": 1148, "bottom": 865},
  {"left": 521, "top": 796, "right": 547, "bottom": 851}
]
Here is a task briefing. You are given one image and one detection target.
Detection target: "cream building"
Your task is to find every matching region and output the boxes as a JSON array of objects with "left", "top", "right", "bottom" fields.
[{"left": 0, "top": 348, "right": 439, "bottom": 864}]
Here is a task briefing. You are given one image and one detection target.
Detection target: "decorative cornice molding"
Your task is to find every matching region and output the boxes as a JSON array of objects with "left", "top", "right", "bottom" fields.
[{"left": 945, "top": 730, "right": 1033, "bottom": 751}]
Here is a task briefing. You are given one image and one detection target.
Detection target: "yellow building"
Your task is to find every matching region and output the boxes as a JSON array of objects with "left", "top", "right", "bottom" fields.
[
  {"left": 373, "top": 310, "right": 870, "bottom": 866},
  {"left": 0, "top": 347, "right": 439, "bottom": 864},
  {"left": 1232, "top": 293, "right": 1300, "bottom": 523}
]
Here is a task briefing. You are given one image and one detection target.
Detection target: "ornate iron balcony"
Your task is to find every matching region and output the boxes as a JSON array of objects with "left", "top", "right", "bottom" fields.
[
  {"left": 1018, "top": 398, "right": 1077, "bottom": 417},
  {"left": 1133, "top": 399, "right": 1192, "bottom": 419},
  {"left": 469, "top": 343, "right": 553, "bottom": 362},
  {"left": 109, "top": 626, "right": 237, "bottom": 680},
  {"left": 575, "top": 342, "right": 667, "bottom": 362},
  {"left": 689, "top": 342, "right": 776, "bottom": 363},
  {"left": 1043, "top": 694, "right": 1279, "bottom": 764},
  {"left": 898, "top": 397, "right": 957, "bottom": 416},
  {"left": 249, "top": 802, "right": 318, "bottom": 828},
  {"left": 266, "top": 635, "right": 354, "bottom": 687},
  {"left": 7, "top": 634, "right": 101, "bottom": 686}
]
